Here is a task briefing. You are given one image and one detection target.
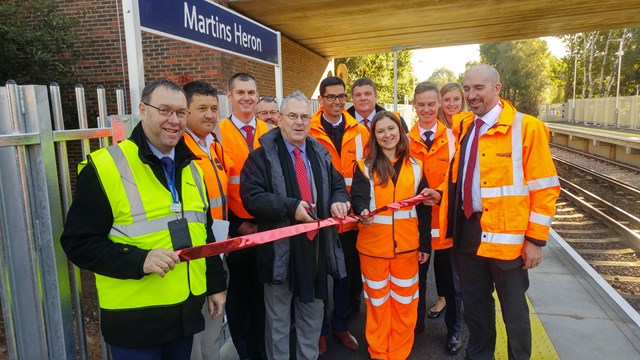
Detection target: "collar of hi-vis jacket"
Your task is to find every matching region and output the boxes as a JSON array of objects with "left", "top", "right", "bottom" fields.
[
  {"left": 311, "top": 108, "right": 361, "bottom": 143},
  {"left": 459, "top": 99, "right": 517, "bottom": 139}
]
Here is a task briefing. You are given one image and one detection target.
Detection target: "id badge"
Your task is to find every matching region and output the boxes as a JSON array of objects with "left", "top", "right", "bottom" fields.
[{"left": 168, "top": 218, "right": 192, "bottom": 250}]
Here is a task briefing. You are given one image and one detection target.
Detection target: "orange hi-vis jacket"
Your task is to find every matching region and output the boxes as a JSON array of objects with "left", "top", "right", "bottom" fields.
[
  {"left": 215, "top": 117, "right": 270, "bottom": 219},
  {"left": 183, "top": 132, "right": 230, "bottom": 220},
  {"left": 408, "top": 120, "right": 456, "bottom": 250},
  {"left": 439, "top": 100, "right": 561, "bottom": 260},
  {"left": 356, "top": 158, "right": 423, "bottom": 258},
  {"left": 310, "top": 109, "right": 369, "bottom": 232}
]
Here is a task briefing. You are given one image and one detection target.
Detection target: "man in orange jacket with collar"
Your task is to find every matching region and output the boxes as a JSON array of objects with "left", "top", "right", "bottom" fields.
[
  {"left": 309, "top": 76, "right": 368, "bottom": 354},
  {"left": 408, "top": 81, "right": 462, "bottom": 354},
  {"left": 215, "top": 72, "right": 270, "bottom": 360},
  {"left": 440, "top": 64, "right": 560, "bottom": 360}
]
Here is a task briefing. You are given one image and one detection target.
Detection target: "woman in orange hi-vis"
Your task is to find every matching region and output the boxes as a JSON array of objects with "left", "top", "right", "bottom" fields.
[{"left": 351, "top": 111, "right": 440, "bottom": 359}]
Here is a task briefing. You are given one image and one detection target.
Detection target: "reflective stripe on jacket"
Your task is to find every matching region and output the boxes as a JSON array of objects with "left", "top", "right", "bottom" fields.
[
  {"left": 310, "top": 109, "right": 369, "bottom": 232},
  {"left": 408, "top": 120, "right": 456, "bottom": 250},
  {"left": 356, "top": 157, "right": 423, "bottom": 258},
  {"left": 83, "top": 140, "right": 209, "bottom": 309},
  {"left": 439, "top": 100, "right": 561, "bottom": 260},
  {"left": 183, "top": 133, "right": 229, "bottom": 220},
  {"left": 215, "top": 118, "right": 270, "bottom": 219}
]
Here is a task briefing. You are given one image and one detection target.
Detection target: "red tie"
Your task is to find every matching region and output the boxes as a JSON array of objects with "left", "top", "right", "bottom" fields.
[
  {"left": 293, "top": 148, "right": 317, "bottom": 240},
  {"left": 362, "top": 118, "right": 369, "bottom": 129},
  {"left": 463, "top": 119, "right": 483, "bottom": 219},
  {"left": 242, "top": 125, "right": 254, "bottom": 151}
]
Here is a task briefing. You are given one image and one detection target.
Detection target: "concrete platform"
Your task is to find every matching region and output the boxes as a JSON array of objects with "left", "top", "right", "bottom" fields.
[{"left": 220, "top": 229, "right": 640, "bottom": 359}]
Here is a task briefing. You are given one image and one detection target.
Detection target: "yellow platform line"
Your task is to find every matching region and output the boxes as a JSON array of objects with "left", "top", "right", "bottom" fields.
[{"left": 493, "top": 292, "right": 559, "bottom": 360}]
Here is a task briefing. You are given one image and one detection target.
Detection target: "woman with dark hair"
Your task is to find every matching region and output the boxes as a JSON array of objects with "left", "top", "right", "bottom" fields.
[{"left": 351, "top": 111, "right": 439, "bottom": 359}]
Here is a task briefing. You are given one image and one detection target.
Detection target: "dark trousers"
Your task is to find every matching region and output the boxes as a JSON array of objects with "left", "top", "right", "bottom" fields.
[
  {"left": 321, "top": 230, "right": 361, "bottom": 335},
  {"left": 417, "top": 248, "right": 462, "bottom": 334},
  {"left": 456, "top": 215, "right": 531, "bottom": 360},
  {"left": 110, "top": 335, "right": 193, "bottom": 360},
  {"left": 226, "top": 247, "right": 266, "bottom": 359}
]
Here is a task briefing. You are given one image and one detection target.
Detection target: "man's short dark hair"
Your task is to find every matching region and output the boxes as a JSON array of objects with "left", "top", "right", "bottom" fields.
[
  {"left": 141, "top": 79, "right": 185, "bottom": 103},
  {"left": 183, "top": 81, "right": 218, "bottom": 106},
  {"left": 413, "top": 81, "right": 440, "bottom": 98},
  {"left": 228, "top": 72, "right": 257, "bottom": 92},
  {"left": 319, "top": 76, "right": 345, "bottom": 96},
  {"left": 351, "top": 77, "right": 377, "bottom": 95}
]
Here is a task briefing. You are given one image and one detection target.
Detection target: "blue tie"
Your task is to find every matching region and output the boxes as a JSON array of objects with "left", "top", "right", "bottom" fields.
[{"left": 161, "top": 156, "right": 174, "bottom": 177}]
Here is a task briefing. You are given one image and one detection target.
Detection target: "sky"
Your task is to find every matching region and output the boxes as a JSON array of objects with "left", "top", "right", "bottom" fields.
[{"left": 411, "top": 36, "right": 567, "bottom": 82}]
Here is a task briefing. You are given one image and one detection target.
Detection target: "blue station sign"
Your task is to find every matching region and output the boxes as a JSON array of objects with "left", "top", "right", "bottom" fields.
[{"left": 138, "top": 0, "right": 279, "bottom": 65}]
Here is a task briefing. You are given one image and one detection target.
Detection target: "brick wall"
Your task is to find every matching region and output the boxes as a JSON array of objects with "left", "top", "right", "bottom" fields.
[{"left": 58, "top": 0, "right": 328, "bottom": 114}]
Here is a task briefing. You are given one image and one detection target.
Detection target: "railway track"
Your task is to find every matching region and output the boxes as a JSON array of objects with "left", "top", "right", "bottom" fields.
[{"left": 552, "top": 152, "right": 640, "bottom": 311}]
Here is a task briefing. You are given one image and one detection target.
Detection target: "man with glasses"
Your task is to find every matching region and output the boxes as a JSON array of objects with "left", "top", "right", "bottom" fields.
[
  {"left": 310, "top": 76, "right": 368, "bottom": 354},
  {"left": 256, "top": 96, "right": 280, "bottom": 127},
  {"left": 61, "top": 79, "right": 227, "bottom": 359},
  {"left": 240, "top": 91, "right": 350, "bottom": 360},
  {"left": 215, "top": 72, "right": 269, "bottom": 359}
]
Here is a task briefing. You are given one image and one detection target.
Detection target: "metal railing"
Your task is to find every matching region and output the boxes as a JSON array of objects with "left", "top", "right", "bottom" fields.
[{"left": 0, "top": 82, "right": 131, "bottom": 359}]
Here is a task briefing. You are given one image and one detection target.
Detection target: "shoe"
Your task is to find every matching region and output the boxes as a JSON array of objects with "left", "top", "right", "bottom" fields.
[
  {"left": 318, "top": 335, "right": 327, "bottom": 355},
  {"left": 414, "top": 321, "right": 425, "bottom": 334},
  {"left": 428, "top": 304, "right": 446, "bottom": 319},
  {"left": 446, "top": 333, "right": 462, "bottom": 355},
  {"left": 333, "top": 331, "right": 359, "bottom": 350}
]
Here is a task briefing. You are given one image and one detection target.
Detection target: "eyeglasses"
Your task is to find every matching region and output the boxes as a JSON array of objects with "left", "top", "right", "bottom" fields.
[
  {"left": 143, "top": 102, "right": 190, "bottom": 119},
  {"left": 283, "top": 112, "right": 311, "bottom": 122},
  {"left": 322, "top": 94, "right": 347, "bottom": 102},
  {"left": 257, "top": 110, "right": 280, "bottom": 117}
]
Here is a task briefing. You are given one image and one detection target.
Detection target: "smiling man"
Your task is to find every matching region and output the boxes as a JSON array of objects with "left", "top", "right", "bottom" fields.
[
  {"left": 61, "top": 79, "right": 227, "bottom": 360},
  {"left": 215, "top": 72, "right": 270, "bottom": 360},
  {"left": 240, "top": 91, "right": 350, "bottom": 360},
  {"left": 310, "top": 76, "right": 368, "bottom": 354},
  {"left": 440, "top": 64, "right": 560, "bottom": 359},
  {"left": 346, "top": 77, "right": 408, "bottom": 132}
]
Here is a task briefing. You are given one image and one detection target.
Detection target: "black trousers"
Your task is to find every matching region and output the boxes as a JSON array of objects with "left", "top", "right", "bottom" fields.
[
  {"left": 225, "top": 247, "right": 266, "bottom": 359},
  {"left": 456, "top": 215, "right": 531, "bottom": 360},
  {"left": 417, "top": 247, "right": 461, "bottom": 335}
]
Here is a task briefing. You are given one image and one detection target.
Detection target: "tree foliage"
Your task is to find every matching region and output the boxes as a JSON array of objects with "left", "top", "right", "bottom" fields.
[
  {"left": 335, "top": 51, "right": 415, "bottom": 104},
  {"left": 0, "top": 0, "right": 80, "bottom": 86},
  {"left": 561, "top": 29, "right": 639, "bottom": 99},
  {"left": 480, "top": 39, "right": 558, "bottom": 115},
  {"left": 427, "top": 67, "right": 457, "bottom": 86}
]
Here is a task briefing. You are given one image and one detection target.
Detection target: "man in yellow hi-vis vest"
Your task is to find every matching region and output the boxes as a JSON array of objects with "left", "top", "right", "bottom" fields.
[{"left": 61, "top": 79, "right": 227, "bottom": 360}]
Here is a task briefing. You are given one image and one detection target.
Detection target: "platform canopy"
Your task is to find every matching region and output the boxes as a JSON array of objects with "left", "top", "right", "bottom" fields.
[{"left": 229, "top": 0, "right": 640, "bottom": 58}]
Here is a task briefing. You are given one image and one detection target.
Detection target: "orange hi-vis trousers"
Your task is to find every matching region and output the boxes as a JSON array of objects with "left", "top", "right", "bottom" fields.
[{"left": 360, "top": 251, "right": 419, "bottom": 360}]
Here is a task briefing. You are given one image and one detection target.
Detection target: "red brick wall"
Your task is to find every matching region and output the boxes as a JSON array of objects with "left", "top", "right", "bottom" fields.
[{"left": 58, "top": 0, "right": 328, "bottom": 112}]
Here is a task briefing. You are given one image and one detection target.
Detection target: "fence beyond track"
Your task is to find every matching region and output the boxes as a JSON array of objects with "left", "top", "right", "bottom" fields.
[{"left": 539, "top": 96, "right": 640, "bottom": 129}]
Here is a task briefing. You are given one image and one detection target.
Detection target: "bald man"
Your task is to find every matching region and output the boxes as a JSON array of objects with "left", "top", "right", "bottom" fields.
[{"left": 438, "top": 64, "right": 560, "bottom": 359}]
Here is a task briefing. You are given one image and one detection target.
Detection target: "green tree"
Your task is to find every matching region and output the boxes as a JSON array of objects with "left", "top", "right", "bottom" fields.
[
  {"left": 561, "top": 29, "right": 639, "bottom": 99},
  {"left": 0, "top": 0, "right": 80, "bottom": 86},
  {"left": 335, "top": 51, "right": 415, "bottom": 104},
  {"left": 427, "top": 67, "right": 457, "bottom": 86},
  {"left": 480, "top": 39, "right": 557, "bottom": 115}
]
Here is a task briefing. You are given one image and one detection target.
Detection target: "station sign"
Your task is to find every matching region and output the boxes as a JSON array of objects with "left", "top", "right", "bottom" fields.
[{"left": 138, "top": 0, "right": 279, "bottom": 65}]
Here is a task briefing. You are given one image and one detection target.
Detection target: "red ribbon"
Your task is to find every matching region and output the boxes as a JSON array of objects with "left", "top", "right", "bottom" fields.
[{"left": 176, "top": 194, "right": 429, "bottom": 261}]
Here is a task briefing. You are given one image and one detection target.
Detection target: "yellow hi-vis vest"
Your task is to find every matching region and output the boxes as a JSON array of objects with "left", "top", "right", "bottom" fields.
[{"left": 81, "top": 140, "right": 209, "bottom": 310}]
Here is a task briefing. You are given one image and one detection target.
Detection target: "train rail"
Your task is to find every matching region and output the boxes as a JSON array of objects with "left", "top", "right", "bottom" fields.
[{"left": 552, "top": 153, "right": 640, "bottom": 311}]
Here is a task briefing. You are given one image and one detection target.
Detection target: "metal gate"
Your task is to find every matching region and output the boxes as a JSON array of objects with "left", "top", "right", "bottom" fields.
[{"left": 0, "top": 81, "right": 132, "bottom": 359}]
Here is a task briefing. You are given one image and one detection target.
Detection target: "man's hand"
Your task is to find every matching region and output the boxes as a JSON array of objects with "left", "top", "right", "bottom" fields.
[
  {"left": 207, "top": 291, "right": 226, "bottom": 320},
  {"left": 143, "top": 248, "right": 180, "bottom": 277},
  {"left": 359, "top": 209, "right": 373, "bottom": 226},
  {"left": 522, "top": 241, "right": 543, "bottom": 269},
  {"left": 420, "top": 188, "right": 441, "bottom": 206},
  {"left": 295, "top": 201, "right": 315, "bottom": 222},
  {"left": 418, "top": 252, "right": 430, "bottom": 264},
  {"left": 331, "top": 201, "right": 351, "bottom": 219},
  {"left": 236, "top": 221, "right": 257, "bottom": 235}
]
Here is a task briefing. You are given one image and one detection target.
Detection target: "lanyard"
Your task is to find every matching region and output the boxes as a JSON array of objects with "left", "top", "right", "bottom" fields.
[{"left": 161, "top": 159, "right": 180, "bottom": 213}]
